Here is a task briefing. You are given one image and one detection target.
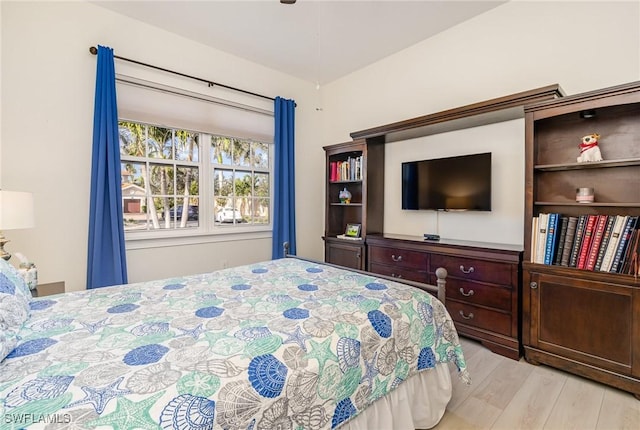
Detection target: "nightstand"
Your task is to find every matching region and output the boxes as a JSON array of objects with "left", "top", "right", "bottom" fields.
[{"left": 31, "top": 281, "right": 65, "bottom": 297}]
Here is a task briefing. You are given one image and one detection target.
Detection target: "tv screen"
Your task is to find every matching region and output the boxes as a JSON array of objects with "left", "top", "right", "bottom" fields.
[{"left": 402, "top": 152, "right": 491, "bottom": 211}]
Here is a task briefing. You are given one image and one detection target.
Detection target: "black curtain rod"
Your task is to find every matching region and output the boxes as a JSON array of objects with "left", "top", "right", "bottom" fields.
[{"left": 89, "top": 46, "right": 275, "bottom": 102}]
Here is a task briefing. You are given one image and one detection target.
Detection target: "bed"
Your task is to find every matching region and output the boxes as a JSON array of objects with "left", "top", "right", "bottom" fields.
[{"left": 0, "top": 256, "right": 469, "bottom": 430}]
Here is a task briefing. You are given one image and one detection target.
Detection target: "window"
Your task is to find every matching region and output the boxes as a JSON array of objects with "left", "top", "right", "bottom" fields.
[{"left": 119, "top": 120, "right": 271, "bottom": 235}]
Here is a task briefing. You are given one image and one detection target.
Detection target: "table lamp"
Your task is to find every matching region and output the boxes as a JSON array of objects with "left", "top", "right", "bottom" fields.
[{"left": 0, "top": 190, "right": 35, "bottom": 261}]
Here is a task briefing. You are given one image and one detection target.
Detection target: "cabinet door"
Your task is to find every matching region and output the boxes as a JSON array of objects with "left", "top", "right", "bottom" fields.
[
  {"left": 524, "top": 270, "right": 639, "bottom": 377},
  {"left": 325, "top": 241, "right": 364, "bottom": 270}
]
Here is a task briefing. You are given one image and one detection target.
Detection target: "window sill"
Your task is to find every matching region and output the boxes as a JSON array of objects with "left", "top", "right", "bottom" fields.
[{"left": 125, "top": 227, "right": 272, "bottom": 250}]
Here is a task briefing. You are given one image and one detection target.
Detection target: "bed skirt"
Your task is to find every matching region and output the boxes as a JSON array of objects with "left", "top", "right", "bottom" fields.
[{"left": 342, "top": 362, "right": 452, "bottom": 430}]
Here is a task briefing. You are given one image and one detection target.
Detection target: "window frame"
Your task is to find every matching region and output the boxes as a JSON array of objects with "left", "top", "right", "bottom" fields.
[{"left": 120, "top": 120, "right": 274, "bottom": 246}]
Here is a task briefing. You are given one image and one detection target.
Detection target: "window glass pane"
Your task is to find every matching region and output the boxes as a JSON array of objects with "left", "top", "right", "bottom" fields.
[
  {"left": 213, "top": 169, "right": 233, "bottom": 196},
  {"left": 215, "top": 196, "right": 243, "bottom": 224},
  {"left": 119, "top": 122, "right": 146, "bottom": 157},
  {"left": 253, "top": 142, "right": 269, "bottom": 169},
  {"left": 233, "top": 140, "right": 251, "bottom": 167},
  {"left": 212, "top": 136, "right": 233, "bottom": 165},
  {"left": 234, "top": 171, "right": 252, "bottom": 197},
  {"left": 254, "top": 173, "right": 269, "bottom": 197},
  {"left": 121, "top": 162, "right": 146, "bottom": 189},
  {"left": 149, "top": 164, "right": 175, "bottom": 195},
  {"left": 253, "top": 198, "right": 270, "bottom": 225},
  {"left": 148, "top": 196, "right": 172, "bottom": 229},
  {"left": 175, "top": 131, "right": 199, "bottom": 162},
  {"left": 214, "top": 197, "right": 229, "bottom": 223},
  {"left": 176, "top": 167, "right": 199, "bottom": 197},
  {"left": 147, "top": 126, "right": 173, "bottom": 159},
  {"left": 171, "top": 197, "right": 199, "bottom": 228}
]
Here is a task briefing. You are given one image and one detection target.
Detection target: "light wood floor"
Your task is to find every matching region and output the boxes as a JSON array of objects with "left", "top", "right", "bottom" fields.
[{"left": 435, "top": 337, "right": 640, "bottom": 430}]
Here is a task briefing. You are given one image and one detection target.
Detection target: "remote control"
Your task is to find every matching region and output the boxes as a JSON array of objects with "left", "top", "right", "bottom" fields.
[{"left": 423, "top": 234, "right": 440, "bottom": 241}]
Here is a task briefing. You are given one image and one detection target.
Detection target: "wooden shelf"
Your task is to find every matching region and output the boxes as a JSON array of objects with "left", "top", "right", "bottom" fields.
[
  {"left": 523, "top": 261, "right": 640, "bottom": 283},
  {"left": 534, "top": 201, "right": 640, "bottom": 207},
  {"left": 329, "top": 180, "right": 362, "bottom": 184},
  {"left": 330, "top": 202, "right": 362, "bottom": 206},
  {"left": 534, "top": 157, "right": 640, "bottom": 171}
]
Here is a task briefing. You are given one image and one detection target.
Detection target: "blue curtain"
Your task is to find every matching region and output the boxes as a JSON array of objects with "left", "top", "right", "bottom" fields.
[
  {"left": 272, "top": 97, "right": 297, "bottom": 259},
  {"left": 87, "top": 45, "right": 128, "bottom": 289}
]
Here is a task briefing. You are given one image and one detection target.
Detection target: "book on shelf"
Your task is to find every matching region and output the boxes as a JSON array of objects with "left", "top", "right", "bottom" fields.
[
  {"left": 600, "top": 215, "right": 628, "bottom": 272},
  {"left": 530, "top": 216, "right": 538, "bottom": 263},
  {"left": 584, "top": 215, "right": 608, "bottom": 271},
  {"left": 330, "top": 162, "right": 338, "bottom": 182},
  {"left": 330, "top": 155, "right": 363, "bottom": 182},
  {"left": 576, "top": 215, "right": 598, "bottom": 270},
  {"left": 559, "top": 216, "right": 578, "bottom": 267},
  {"left": 620, "top": 228, "right": 639, "bottom": 274},
  {"left": 535, "top": 213, "right": 549, "bottom": 264},
  {"left": 621, "top": 228, "right": 639, "bottom": 275},
  {"left": 610, "top": 216, "right": 639, "bottom": 273},
  {"left": 553, "top": 215, "right": 569, "bottom": 266},
  {"left": 544, "top": 213, "right": 560, "bottom": 265},
  {"left": 568, "top": 215, "right": 588, "bottom": 268},
  {"left": 593, "top": 215, "right": 616, "bottom": 271}
]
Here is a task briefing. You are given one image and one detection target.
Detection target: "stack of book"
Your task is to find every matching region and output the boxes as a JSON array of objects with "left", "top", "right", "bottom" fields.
[
  {"left": 531, "top": 213, "right": 639, "bottom": 274},
  {"left": 329, "top": 156, "right": 363, "bottom": 182}
]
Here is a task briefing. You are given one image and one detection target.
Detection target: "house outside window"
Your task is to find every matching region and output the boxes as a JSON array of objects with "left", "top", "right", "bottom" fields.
[{"left": 119, "top": 120, "right": 271, "bottom": 235}]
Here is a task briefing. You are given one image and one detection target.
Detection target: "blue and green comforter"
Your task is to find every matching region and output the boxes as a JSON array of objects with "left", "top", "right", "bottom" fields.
[{"left": 0, "top": 258, "right": 467, "bottom": 429}]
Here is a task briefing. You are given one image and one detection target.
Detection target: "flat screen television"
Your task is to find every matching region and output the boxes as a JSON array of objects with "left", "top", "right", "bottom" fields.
[{"left": 402, "top": 152, "right": 491, "bottom": 211}]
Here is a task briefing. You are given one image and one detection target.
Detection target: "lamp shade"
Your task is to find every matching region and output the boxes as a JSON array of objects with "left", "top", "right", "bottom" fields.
[{"left": 0, "top": 190, "right": 35, "bottom": 230}]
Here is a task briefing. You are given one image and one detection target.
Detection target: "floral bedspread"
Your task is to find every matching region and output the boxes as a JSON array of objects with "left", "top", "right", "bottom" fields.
[{"left": 0, "top": 258, "right": 467, "bottom": 429}]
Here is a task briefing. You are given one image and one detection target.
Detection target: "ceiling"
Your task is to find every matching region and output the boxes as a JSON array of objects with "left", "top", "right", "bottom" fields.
[{"left": 93, "top": 0, "right": 506, "bottom": 85}]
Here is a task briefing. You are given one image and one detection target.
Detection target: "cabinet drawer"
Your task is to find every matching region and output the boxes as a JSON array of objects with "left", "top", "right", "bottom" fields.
[
  {"left": 444, "top": 278, "right": 512, "bottom": 311},
  {"left": 431, "top": 254, "right": 513, "bottom": 285},
  {"left": 369, "top": 246, "right": 427, "bottom": 270},
  {"left": 446, "top": 300, "right": 511, "bottom": 336},
  {"left": 369, "top": 262, "right": 429, "bottom": 284}
]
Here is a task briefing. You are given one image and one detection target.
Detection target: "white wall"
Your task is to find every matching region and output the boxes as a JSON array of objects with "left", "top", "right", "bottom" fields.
[
  {"left": 386, "top": 119, "right": 525, "bottom": 244},
  {"left": 321, "top": 0, "right": 640, "bottom": 245},
  {"left": 0, "top": 1, "right": 323, "bottom": 290}
]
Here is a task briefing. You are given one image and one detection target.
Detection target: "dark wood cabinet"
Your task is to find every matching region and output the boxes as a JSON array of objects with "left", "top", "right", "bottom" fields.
[
  {"left": 523, "top": 81, "right": 640, "bottom": 397},
  {"left": 367, "top": 234, "right": 523, "bottom": 360},
  {"left": 523, "top": 264, "right": 640, "bottom": 396},
  {"left": 323, "top": 138, "right": 384, "bottom": 269},
  {"left": 323, "top": 237, "right": 365, "bottom": 270}
]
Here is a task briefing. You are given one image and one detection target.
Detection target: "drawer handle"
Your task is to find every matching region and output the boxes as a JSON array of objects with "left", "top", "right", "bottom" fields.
[
  {"left": 391, "top": 273, "right": 403, "bottom": 279},
  {"left": 391, "top": 254, "right": 402, "bottom": 262},
  {"left": 459, "top": 310, "right": 474, "bottom": 320},
  {"left": 459, "top": 265, "right": 475, "bottom": 274},
  {"left": 530, "top": 282, "right": 538, "bottom": 289},
  {"left": 459, "top": 288, "right": 474, "bottom": 297}
]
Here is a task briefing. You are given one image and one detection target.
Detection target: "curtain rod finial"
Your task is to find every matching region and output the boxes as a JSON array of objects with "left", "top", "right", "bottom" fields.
[{"left": 89, "top": 46, "right": 98, "bottom": 55}]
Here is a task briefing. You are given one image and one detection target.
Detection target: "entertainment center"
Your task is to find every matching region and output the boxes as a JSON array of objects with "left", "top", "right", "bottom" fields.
[
  {"left": 324, "top": 84, "right": 563, "bottom": 358},
  {"left": 324, "top": 80, "right": 640, "bottom": 397}
]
